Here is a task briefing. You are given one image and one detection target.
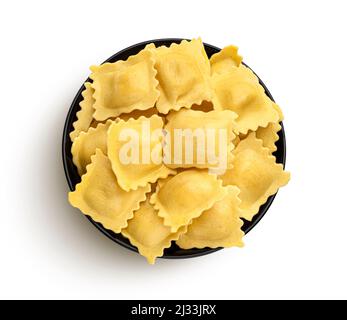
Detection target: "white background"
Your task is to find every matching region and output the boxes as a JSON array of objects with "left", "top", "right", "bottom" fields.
[{"left": 1, "top": 0, "right": 346, "bottom": 300}]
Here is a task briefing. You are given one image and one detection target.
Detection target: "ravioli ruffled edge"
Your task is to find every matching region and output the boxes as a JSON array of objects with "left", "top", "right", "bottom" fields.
[
  {"left": 148, "top": 38, "right": 213, "bottom": 114},
  {"left": 69, "top": 149, "right": 151, "bottom": 233},
  {"left": 107, "top": 115, "right": 176, "bottom": 191},
  {"left": 221, "top": 133, "right": 290, "bottom": 221},
  {"left": 150, "top": 170, "right": 228, "bottom": 232},
  {"left": 70, "top": 82, "right": 95, "bottom": 142},
  {"left": 71, "top": 119, "right": 114, "bottom": 176},
  {"left": 176, "top": 185, "right": 244, "bottom": 249},
  {"left": 121, "top": 198, "right": 188, "bottom": 264},
  {"left": 90, "top": 48, "right": 160, "bottom": 120}
]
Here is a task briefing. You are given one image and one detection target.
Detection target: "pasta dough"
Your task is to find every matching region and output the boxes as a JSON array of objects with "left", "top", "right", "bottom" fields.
[
  {"left": 176, "top": 185, "right": 244, "bottom": 249},
  {"left": 71, "top": 119, "right": 113, "bottom": 176},
  {"left": 117, "top": 107, "right": 158, "bottom": 121},
  {"left": 164, "top": 109, "right": 237, "bottom": 173},
  {"left": 69, "top": 149, "right": 150, "bottom": 233},
  {"left": 220, "top": 133, "right": 290, "bottom": 221},
  {"left": 255, "top": 121, "right": 282, "bottom": 153},
  {"left": 212, "top": 65, "right": 279, "bottom": 134},
  {"left": 67, "top": 39, "right": 290, "bottom": 264},
  {"left": 107, "top": 115, "right": 175, "bottom": 191},
  {"left": 210, "top": 45, "right": 243, "bottom": 75},
  {"left": 148, "top": 39, "right": 213, "bottom": 114},
  {"left": 90, "top": 48, "right": 159, "bottom": 120},
  {"left": 70, "top": 82, "right": 95, "bottom": 141},
  {"left": 150, "top": 170, "right": 227, "bottom": 232},
  {"left": 255, "top": 103, "right": 284, "bottom": 153},
  {"left": 122, "top": 198, "right": 187, "bottom": 264}
]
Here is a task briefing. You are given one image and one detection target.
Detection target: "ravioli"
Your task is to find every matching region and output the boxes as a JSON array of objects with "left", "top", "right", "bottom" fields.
[
  {"left": 87, "top": 106, "right": 158, "bottom": 127},
  {"left": 255, "top": 121, "right": 282, "bottom": 153},
  {"left": 212, "top": 65, "right": 279, "bottom": 134},
  {"left": 70, "top": 82, "right": 95, "bottom": 141},
  {"left": 254, "top": 103, "right": 283, "bottom": 153},
  {"left": 150, "top": 170, "right": 227, "bottom": 232},
  {"left": 148, "top": 39, "right": 213, "bottom": 114},
  {"left": 273, "top": 103, "right": 284, "bottom": 121},
  {"left": 210, "top": 45, "right": 243, "bottom": 75},
  {"left": 67, "top": 39, "right": 290, "bottom": 264},
  {"left": 220, "top": 133, "right": 290, "bottom": 221},
  {"left": 71, "top": 119, "right": 113, "bottom": 176},
  {"left": 90, "top": 48, "right": 159, "bottom": 120},
  {"left": 107, "top": 115, "right": 175, "bottom": 191},
  {"left": 122, "top": 198, "right": 188, "bottom": 264},
  {"left": 176, "top": 185, "right": 244, "bottom": 249},
  {"left": 69, "top": 149, "right": 150, "bottom": 233},
  {"left": 117, "top": 107, "right": 158, "bottom": 121},
  {"left": 164, "top": 109, "right": 237, "bottom": 174}
]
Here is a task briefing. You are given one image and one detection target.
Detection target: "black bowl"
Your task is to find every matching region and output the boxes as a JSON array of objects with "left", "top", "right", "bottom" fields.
[{"left": 62, "top": 38, "right": 286, "bottom": 260}]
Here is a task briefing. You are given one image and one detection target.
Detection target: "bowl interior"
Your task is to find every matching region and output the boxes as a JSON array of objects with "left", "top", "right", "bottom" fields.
[{"left": 62, "top": 38, "right": 286, "bottom": 259}]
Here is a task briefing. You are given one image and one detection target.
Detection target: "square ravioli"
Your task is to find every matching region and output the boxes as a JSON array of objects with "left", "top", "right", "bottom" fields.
[
  {"left": 107, "top": 115, "right": 175, "bottom": 191},
  {"left": 150, "top": 169, "right": 227, "bottom": 232},
  {"left": 90, "top": 48, "right": 159, "bottom": 120},
  {"left": 220, "top": 133, "right": 290, "bottom": 221},
  {"left": 122, "top": 198, "right": 188, "bottom": 264},
  {"left": 212, "top": 65, "right": 279, "bottom": 134},
  {"left": 163, "top": 109, "right": 237, "bottom": 174},
  {"left": 71, "top": 119, "right": 114, "bottom": 176},
  {"left": 70, "top": 82, "right": 95, "bottom": 142},
  {"left": 148, "top": 39, "right": 213, "bottom": 114},
  {"left": 210, "top": 45, "right": 243, "bottom": 75},
  {"left": 69, "top": 149, "right": 150, "bottom": 233},
  {"left": 176, "top": 186, "right": 244, "bottom": 249}
]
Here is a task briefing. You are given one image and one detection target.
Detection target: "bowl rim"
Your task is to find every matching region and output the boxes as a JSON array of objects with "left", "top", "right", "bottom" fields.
[{"left": 62, "top": 38, "right": 286, "bottom": 260}]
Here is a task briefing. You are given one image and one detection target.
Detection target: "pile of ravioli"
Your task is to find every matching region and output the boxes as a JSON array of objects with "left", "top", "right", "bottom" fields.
[{"left": 68, "top": 39, "right": 290, "bottom": 264}]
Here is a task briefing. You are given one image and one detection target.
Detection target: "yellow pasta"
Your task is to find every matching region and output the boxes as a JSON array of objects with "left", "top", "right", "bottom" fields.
[
  {"left": 122, "top": 198, "right": 188, "bottom": 264},
  {"left": 210, "top": 45, "right": 243, "bottom": 75},
  {"left": 71, "top": 119, "right": 113, "bottom": 176},
  {"left": 212, "top": 65, "right": 279, "bottom": 134},
  {"left": 117, "top": 107, "right": 158, "bottom": 121},
  {"left": 79, "top": 105, "right": 159, "bottom": 130},
  {"left": 70, "top": 82, "right": 95, "bottom": 141},
  {"left": 90, "top": 48, "right": 159, "bottom": 120},
  {"left": 254, "top": 103, "right": 283, "bottom": 153},
  {"left": 255, "top": 121, "right": 282, "bottom": 153},
  {"left": 177, "top": 185, "right": 244, "bottom": 249},
  {"left": 150, "top": 169, "right": 227, "bottom": 232},
  {"left": 148, "top": 39, "right": 213, "bottom": 114},
  {"left": 273, "top": 103, "right": 284, "bottom": 121},
  {"left": 67, "top": 39, "right": 290, "bottom": 264},
  {"left": 164, "top": 109, "right": 237, "bottom": 173},
  {"left": 220, "top": 133, "right": 290, "bottom": 221},
  {"left": 89, "top": 107, "right": 158, "bottom": 124},
  {"left": 69, "top": 149, "right": 150, "bottom": 233},
  {"left": 107, "top": 115, "right": 175, "bottom": 191}
]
